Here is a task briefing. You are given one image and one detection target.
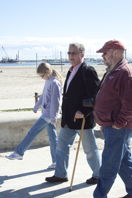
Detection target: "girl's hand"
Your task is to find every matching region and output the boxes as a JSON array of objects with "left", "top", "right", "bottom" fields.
[
  {"left": 33, "top": 108, "right": 37, "bottom": 113},
  {"left": 50, "top": 122, "right": 56, "bottom": 126}
]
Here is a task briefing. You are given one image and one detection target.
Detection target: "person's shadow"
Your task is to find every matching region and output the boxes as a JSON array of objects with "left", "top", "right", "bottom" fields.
[
  {"left": 0, "top": 167, "right": 92, "bottom": 198},
  {"left": 0, "top": 168, "right": 53, "bottom": 185},
  {"left": 0, "top": 181, "right": 90, "bottom": 198}
]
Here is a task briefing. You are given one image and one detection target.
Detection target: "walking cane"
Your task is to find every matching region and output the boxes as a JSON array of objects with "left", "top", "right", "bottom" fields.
[{"left": 69, "top": 117, "right": 86, "bottom": 192}]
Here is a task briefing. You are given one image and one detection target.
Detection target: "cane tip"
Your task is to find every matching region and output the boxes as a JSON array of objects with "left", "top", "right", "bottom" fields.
[{"left": 69, "top": 188, "right": 72, "bottom": 192}]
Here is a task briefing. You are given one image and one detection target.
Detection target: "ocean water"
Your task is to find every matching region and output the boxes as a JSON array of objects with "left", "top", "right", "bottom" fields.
[{"left": 0, "top": 61, "right": 100, "bottom": 67}]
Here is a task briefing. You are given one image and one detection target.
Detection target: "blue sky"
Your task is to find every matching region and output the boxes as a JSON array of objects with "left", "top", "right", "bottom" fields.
[{"left": 0, "top": 0, "right": 132, "bottom": 59}]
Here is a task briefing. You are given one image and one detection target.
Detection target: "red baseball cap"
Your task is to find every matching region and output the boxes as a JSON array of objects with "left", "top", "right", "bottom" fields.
[{"left": 96, "top": 40, "right": 125, "bottom": 53}]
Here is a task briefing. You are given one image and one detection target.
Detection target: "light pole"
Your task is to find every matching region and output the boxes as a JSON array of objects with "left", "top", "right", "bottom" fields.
[
  {"left": 60, "top": 51, "right": 63, "bottom": 72},
  {"left": 36, "top": 53, "right": 38, "bottom": 70}
]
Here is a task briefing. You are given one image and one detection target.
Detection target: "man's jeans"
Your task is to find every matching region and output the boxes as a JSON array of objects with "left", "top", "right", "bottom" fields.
[
  {"left": 94, "top": 126, "right": 132, "bottom": 198},
  {"left": 54, "top": 126, "right": 101, "bottom": 178},
  {"left": 15, "top": 117, "right": 57, "bottom": 163}
]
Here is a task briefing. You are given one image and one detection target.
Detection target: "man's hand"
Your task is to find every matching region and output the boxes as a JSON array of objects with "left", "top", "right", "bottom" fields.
[
  {"left": 112, "top": 125, "right": 121, "bottom": 129},
  {"left": 74, "top": 111, "right": 84, "bottom": 122}
]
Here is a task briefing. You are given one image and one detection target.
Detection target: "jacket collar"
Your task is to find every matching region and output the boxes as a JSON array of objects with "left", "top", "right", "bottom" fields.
[
  {"left": 111, "top": 58, "right": 128, "bottom": 72},
  {"left": 63, "top": 62, "right": 86, "bottom": 94}
]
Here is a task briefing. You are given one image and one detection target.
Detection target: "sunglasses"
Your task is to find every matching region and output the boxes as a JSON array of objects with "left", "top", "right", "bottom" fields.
[
  {"left": 103, "top": 52, "right": 107, "bottom": 56},
  {"left": 67, "top": 51, "right": 80, "bottom": 56}
]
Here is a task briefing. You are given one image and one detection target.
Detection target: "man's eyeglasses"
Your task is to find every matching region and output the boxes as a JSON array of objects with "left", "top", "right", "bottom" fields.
[
  {"left": 67, "top": 51, "right": 80, "bottom": 56},
  {"left": 103, "top": 52, "right": 107, "bottom": 56}
]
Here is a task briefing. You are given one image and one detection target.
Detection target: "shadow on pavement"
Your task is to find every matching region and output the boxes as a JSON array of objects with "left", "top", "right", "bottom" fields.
[
  {"left": 0, "top": 181, "right": 90, "bottom": 198},
  {"left": 0, "top": 168, "right": 53, "bottom": 185}
]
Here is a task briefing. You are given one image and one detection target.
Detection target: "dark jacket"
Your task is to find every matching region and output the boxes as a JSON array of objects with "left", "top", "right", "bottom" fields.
[
  {"left": 61, "top": 62, "right": 100, "bottom": 129},
  {"left": 94, "top": 59, "right": 132, "bottom": 129}
]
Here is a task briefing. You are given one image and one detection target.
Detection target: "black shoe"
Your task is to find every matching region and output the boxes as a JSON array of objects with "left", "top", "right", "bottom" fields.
[
  {"left": 122, "top": 195, "right": 132, "bottom": 198},
  {"left": 86, "top": 177, "right": 98, "bottom": 185},
  {"left": 45, "top": 175, "right": 68, "bottom": 183}
]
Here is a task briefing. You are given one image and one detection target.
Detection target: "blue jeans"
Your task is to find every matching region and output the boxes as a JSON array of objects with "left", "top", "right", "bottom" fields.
[
  {"left": 94, "top": 126, "right": 132, "bottom": 198},
  {"left": 54, "top": 126, "right": 101, "bottom": 178},
  {"left": 15, "top": 117, "right": 57, "bottom": 163}
]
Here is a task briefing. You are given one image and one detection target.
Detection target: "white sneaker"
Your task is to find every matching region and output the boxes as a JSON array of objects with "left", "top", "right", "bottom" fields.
[
  {"left": 5, "top": 151, "right": 23, "bottom": 160},
  {"left": 47, "top": 163, "right": 56, "bottom": 169}
]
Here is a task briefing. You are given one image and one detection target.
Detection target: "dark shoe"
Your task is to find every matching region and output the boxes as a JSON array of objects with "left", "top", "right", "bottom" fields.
[
  {"left": 45, "top": 175, "right": 68, "bottom": 183},
  {"left": 121, "top": 195, "right": 132, "bottom": 198},
  {"left": 86, "top": 177, "right": 98, "bottom": 185}
]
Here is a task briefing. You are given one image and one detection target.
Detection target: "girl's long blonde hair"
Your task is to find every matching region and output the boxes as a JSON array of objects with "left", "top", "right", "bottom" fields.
[{"left": 37, "top": 62, "right": 63, "bottom": 85}]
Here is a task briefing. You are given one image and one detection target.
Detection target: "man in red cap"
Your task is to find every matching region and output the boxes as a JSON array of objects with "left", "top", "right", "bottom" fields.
[{"left": 93, "top": 40, "right": 132, "bottom": 198}]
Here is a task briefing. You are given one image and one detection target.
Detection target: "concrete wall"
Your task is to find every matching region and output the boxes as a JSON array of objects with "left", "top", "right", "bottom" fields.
[
  {"left": 1, "top": 111, "right": 131, "bottom": 153},
  {"left": 0, "top": 111, "right": 60, "bottom": 151},
  {"left": 0, "top": 111, "right": 106, "bottom": 152}
]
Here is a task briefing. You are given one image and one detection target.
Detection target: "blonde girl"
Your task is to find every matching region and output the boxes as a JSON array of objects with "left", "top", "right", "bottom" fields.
[{"left": 6, "top": 62, "right": 63, "bottom": 169}]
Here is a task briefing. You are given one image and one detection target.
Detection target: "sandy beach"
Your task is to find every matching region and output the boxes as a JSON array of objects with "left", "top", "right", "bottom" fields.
[
  {"left": 0, "top": 64, "right": 131, "bottom": 150},
  {"left": 0, "top": 64, "right": 106, "bottom": 110}
]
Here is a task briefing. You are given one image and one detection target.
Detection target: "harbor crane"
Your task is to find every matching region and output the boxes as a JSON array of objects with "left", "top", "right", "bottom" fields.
[{"left": 1, "top": 46, "right": 18, "bottom": 63}]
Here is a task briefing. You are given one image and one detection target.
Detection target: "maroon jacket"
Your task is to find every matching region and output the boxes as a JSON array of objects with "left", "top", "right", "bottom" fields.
[{"left": 94, "top": 59, "right": 132, "bottom": 129}]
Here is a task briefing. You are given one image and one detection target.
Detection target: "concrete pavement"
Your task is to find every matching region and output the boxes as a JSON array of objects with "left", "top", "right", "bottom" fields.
[{"left": 0, "top": 145, "right": 128, "bottom": 198}]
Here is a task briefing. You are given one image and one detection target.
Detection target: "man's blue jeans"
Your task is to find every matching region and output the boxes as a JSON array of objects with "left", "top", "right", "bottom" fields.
[
  {"left": 94, "top": 126, "right": 132, "bottom": 198},
  {"left": 15, "top": 117, "right": 57, "bottom": 163},
  {"left": 54, "top": 126, "right": 101, "bottom": 178}
]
